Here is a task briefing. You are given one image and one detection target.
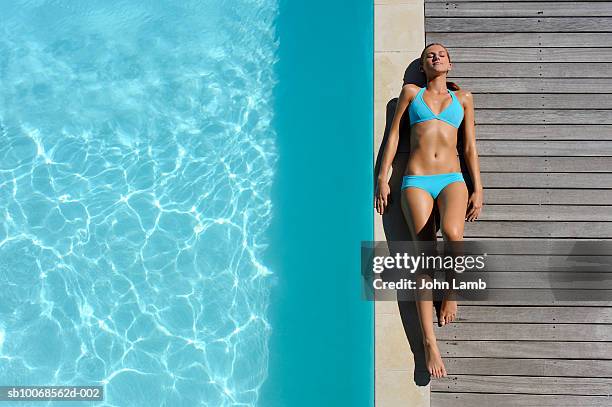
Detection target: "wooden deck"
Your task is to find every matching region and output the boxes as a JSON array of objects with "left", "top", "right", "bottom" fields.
[{"left": 425, "top": 0, "right": 612, "bottom": 405}]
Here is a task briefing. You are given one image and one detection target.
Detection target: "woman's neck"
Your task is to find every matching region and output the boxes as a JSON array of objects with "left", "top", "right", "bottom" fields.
[{"left": 426, "top": 77, "right": 448, "bottom": 94}]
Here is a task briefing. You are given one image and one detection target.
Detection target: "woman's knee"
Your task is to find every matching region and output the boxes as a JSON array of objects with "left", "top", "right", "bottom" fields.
[{"left": 441, "top": 224, "right": 463, "bottom": 241}]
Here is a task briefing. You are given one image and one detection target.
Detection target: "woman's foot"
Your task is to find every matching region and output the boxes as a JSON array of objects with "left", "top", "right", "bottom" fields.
[
  {"left": 439, "top": 299, "right": 457, "bottom": 326},
  {"left": 423, "top": 338, "right": 447, "bottom": 378}
]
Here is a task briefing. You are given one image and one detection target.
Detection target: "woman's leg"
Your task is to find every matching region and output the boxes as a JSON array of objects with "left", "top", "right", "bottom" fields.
[
  {"left": 400, "top": 187, "right": 447, "bottom": 378},
  {"left": 436, "top": 181, "right": 469, "bottom": 326}
]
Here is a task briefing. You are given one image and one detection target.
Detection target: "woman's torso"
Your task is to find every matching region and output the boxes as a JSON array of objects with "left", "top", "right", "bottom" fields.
[{"left": 404, "top": 86, "right": 464, "bottom": 176}]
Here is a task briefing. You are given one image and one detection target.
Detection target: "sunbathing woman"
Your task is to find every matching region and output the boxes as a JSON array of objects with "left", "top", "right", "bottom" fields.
[{"left": 375, "top": 43, "right": 484, "bottom": 378}]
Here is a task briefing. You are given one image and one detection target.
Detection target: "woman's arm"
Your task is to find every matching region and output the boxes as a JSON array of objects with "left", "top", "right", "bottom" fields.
[
  {"left": 375, "top": 84, "right": 416, "bottom": 215},
  {"left": 460, "top": 90, "right": 483, "bottom": 221}
]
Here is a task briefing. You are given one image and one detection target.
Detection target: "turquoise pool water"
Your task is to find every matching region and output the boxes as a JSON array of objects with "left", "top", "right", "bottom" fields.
[
  {"left": 0, "top": 1, "right": 372, "bottom": 406},
  {"left": 261, "top": 1, "right": 373, "bottom": 406}
]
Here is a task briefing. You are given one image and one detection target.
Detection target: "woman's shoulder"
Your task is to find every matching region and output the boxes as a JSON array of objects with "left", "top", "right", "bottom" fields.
[
  {"left": 401, "top": 83, "right": 421, "bottom": 93},
  {"left": 399, "top": 83, "right": 421, "bottom": 101},
  {"left": 454, "top": 88, "right": 474, "bottom": 106}
]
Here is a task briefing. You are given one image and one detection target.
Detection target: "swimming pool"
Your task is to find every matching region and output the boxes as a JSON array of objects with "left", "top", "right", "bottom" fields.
[{"left": 0, "top": 1, "right": 373, "bottom": 406}]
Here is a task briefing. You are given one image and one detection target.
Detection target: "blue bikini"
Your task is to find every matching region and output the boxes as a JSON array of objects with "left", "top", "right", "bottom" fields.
[
  {"left": 409, "top": 86, "right": 464, "bottom": 129},
  {"left": 401, "top": 86, "right": 466, "bottom": 199},
  {"left": 401, "top": 172, "right": 465, "bottom": 199}
]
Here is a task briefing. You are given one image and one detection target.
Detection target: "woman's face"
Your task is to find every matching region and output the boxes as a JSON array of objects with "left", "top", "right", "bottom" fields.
[{"left": 421, "top": 45, "right": 451, "bottom": 77}]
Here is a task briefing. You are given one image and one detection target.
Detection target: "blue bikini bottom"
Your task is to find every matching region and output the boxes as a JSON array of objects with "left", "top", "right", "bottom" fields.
[{"left": 401, "top": 172, "right": 465, "bottom": 199}]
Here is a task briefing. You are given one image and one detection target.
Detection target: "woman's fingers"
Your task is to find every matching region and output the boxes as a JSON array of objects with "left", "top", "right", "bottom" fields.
[
  {"left": 375, "top": 191, "right": 390, "bottom": 215},
  {"left": 375, "top": 195, "right": 383, "bottom": 215},
  {"left": 470, "top": 204, "right": 482, "bottom": 221},
  {"left": 375, "top": 184, "right": 391, "bottom": 215},
  {"left": 467, "top": 207, "right": 475, "bottom": 221},
  {"left": 465, "top": 200, "right": 475, "bottom": 221}
]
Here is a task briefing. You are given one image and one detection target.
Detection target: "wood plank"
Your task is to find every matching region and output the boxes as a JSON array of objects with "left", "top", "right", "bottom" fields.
[
  {"left": 434, "top": 323, "right": 612, "bottom": 341},
  {"left": 443, "top": 357, "right": 612, "bottom": 376},
  {"left": 462, "top": 221, "right": 612, "bottom": 238},
  {"left": 448, "top": 300, "right": 612, "bottom": 305},
  {"left": 427, "top": 32, "right": 612, "bottom": 47},
  {"left": 474, "top": 124, "right": 612, "bottom": 140},
  {"left": 481, "top": 205, "right": 612, "bottom": 221},
  {"left": 434, "top": 288, "right": 612, "bottom": 302},
  {"left": 472, "top": 255, "right": 612, "bottom": 272},
  {"left": 446, "top": 47, "right": 612, "bottom": 62},
  {"left": 432, "top": 375, "right": 612, "bottom": 395},
  {"left": 458, "top": 299, "right": 612, "bottom": 306},
  {"left": 450, "top": 63, "right": 612, "bottom": 78},
  {"left": 471, "top": 273, "right": 612, "bottom": 289},
  {"left": 390, "top": 240, "right": 612, "bottom": 256},
  {"left": 472, "top": 94, "right": 612, "bottom": 109},
  {"left": 432, "top": 393, "right": 612, "bottom": 407},
  {"left": 396, "top": 156, "right": 612, "bottom": 172},
  {"left": 477, "top": 141, "right": 612, "bottom": 156},
  {"left": 454, "top": 78, "right": 612, "bottom": 93},
  {"left": 474, "top": 125, "right": 612, "bottom": 140},
  {"left": 426, "top": 2, "right": 612, "bottom": 18},
  {"left": 482, "top": 189, "right": 612, "bottom": 205},
  {"left": 475, "top": 110, "right": 612, "bottom": 125},
  {"left": 427, "top": 17, "right": 612, "bottom": 32},
  {"left": 439, "top": 340, "right": 612, "bottom": 358},
  {"left": 479, "top": 157, "right": 612, "bottom": 172},
  {"left": 455, "top": 305, "right": 612, "bottom": 323},
  {"left": 479, "top": 173, "right": 612, "bottom": 188},
  {"left": 398, "top": 139, "right": 612, "bottom": 154}
]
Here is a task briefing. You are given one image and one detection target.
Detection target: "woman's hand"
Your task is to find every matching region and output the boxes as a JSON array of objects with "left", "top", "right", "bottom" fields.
[
  {"left": 466, "top": 189, "right": 483, "bottom": 222},
  {"left": 375, "top": 180, "right": 391, "bottom": 215}
]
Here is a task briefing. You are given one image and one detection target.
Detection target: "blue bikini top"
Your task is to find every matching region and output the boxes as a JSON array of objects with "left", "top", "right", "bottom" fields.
[{"left": 408, "top": 86, "right": 464, "bottom": 128}]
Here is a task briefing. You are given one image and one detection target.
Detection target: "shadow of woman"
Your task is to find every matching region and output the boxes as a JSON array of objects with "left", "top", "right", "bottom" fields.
[{"left": 374, "top": 59, "right": 474, "bottom": 387}]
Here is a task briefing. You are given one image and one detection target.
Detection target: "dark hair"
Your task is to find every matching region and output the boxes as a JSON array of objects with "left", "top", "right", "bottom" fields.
[{"left": 420, "top": 42, "right": 460, "bottom": 91}]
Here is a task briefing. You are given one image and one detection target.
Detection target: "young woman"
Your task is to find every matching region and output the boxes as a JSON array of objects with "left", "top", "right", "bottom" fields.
[{"left": 375, "top": 43, "right": 484, "bottom": 378}]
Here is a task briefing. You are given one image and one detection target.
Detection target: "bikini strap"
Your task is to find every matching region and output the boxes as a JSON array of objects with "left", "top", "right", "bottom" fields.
[{"left": 417, "top": 86, "right": 426, "bottom": 102}]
